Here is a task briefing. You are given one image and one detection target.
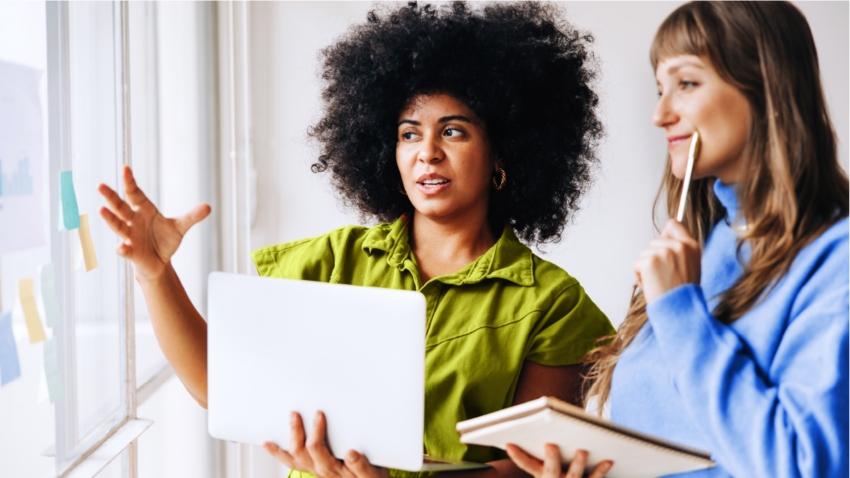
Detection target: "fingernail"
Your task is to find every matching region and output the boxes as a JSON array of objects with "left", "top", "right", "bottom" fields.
[
  {"left": 347, "top": 451, "right": 360, "bottom": 463},
  {"left": 290, "top": 412, "right": 296, "bottom": 424},
  {"left": 315, "top": 411, "right": 321, "bottom": 422}
]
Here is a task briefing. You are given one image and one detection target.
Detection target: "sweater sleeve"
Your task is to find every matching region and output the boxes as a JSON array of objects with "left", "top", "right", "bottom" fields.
[{"left": 646, "top": 275, "right": 849, "bottom": 478}]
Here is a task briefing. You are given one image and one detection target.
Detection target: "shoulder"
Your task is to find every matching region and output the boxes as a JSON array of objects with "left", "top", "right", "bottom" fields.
[
  {"left": 252, "top": 224, "right": 385, "bottom": 258},
  {"left": 797, "top": 216, "right": 849, "bottom": 281},
  {"left": 530, "top": 252, "right": 580, "bottom": 294},
  {"left": 251, "top": 223, "right": 393, "bottom": 278},
  {"left": 786, "top": 217, "right": 849, "bottom": 322}
]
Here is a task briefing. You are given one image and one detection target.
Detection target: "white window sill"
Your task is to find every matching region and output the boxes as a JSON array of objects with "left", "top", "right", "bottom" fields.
[{"left": 61, "top": 419, "right": 152, "bottom": 478}]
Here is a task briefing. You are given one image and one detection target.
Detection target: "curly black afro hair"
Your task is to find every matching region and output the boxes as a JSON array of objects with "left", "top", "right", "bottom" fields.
[{"left": 309, "top": 1, "right": 602, "bottom": 244}]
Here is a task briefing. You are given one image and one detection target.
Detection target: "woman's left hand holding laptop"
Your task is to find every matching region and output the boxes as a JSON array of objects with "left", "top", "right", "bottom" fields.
[{"left": 263, "top": 411, "right": 389, "bottom": 478}]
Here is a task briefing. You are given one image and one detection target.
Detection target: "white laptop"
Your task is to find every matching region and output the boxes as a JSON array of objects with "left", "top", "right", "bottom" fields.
[{"left": 207, "top": 272, "right": 489, "bottom": 472}]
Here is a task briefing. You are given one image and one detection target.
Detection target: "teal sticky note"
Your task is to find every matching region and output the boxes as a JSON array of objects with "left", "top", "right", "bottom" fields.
[
  {"left": 44, "top": 337, "right": 65, "bottom": 403},
  {"left": 59, "top": 171, "right": 81, "bottom": 230},
  {"left": 39, "top": 264, "right": 62, "bottom": 327},
  {"left": 0, "top": 312, "right": 21, "bottom": 386}
]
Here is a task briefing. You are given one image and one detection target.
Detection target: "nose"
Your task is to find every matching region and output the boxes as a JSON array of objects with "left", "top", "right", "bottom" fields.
[
  {"left": 652, "top": 91, "right": 678, "bottom": 129},
  {"left": 416, "top": 133, "right": 445, "bottom": 164}
]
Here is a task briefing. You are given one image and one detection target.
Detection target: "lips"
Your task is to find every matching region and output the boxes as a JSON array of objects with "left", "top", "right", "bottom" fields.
[
  {"left": 415, "top": 173, "right": 451, "bottom": 195},
  {"left": 667, "top": 134, "right": 693, "bottom": 151}
]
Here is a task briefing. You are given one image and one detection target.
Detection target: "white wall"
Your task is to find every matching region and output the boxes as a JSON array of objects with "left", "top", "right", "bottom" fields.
[{"left": 250, "top": 1, "right": 848, "bottom": 328}]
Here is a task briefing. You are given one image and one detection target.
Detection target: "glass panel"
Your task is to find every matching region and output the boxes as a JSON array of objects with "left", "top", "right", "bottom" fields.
[
  {"left": 67, "top": 1, "right": 123, "bottom": 444},
  {"left": 129, "top": 1, "right": 167, "bottom": 386},
  {"left": 0, "top": 1, "right": 56, "bottom": 475},
  {"left": 137, "top": 376, "right": 212, "bottom": 478}
]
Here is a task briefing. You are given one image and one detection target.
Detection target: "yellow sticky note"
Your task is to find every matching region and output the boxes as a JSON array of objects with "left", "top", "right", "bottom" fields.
[
  {"left": 18, "top": 279, "right": 46, "bottom": 343},
  {"left": 78, "top": 213, "right": 98, "bottom": 272}
]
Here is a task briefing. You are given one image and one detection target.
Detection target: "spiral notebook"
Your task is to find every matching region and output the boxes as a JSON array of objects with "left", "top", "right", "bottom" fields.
[{"left": 456, "top": 397, "right": 715, "bottom": 478}]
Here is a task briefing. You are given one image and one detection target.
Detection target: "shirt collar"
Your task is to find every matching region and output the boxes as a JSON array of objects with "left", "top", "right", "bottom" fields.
[
  {"left": 713, "top": 179, "right": 740, "bottom": 223},
  {"left": 362, "top": 215, "right": 535, "bottom": 287}
]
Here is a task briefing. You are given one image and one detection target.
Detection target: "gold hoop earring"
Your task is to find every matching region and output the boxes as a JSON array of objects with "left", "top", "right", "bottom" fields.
[
  {"left": 493, "top": 166, "right": 506, "bottom": 190},
  {"left": 398, "top": 182, "right": 407, "bottom": 195}
]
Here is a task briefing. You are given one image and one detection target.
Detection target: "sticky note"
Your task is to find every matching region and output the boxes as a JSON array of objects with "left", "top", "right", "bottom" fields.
[
  {"left": 39, "top": 264, "right": 62, "bottom": 327},
  {"left": 19, "top": 279, "right": 46, "bottom": 343},
  {"left": 0, "top": 312, "right": 21, "bottom": 386},
  {"left": 78, "top": 213, "right": 98, "bottom": 272},
  {"left": 43, "top": 337, "right": 65, "bottom": 403},
  {"left": 59, "top": 171, "right": 81, "bottom": 231}
]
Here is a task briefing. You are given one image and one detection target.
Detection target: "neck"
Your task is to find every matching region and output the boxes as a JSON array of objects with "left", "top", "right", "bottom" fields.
[{"left": 409, "top": 208, "right": 497, "bottom": 283}]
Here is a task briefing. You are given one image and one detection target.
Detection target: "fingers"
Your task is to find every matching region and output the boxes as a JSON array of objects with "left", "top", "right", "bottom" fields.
[
  {"left": 344, "top": 450, "right": 385, "bottom": 478},
  {"left": 564, "top": 450, "right": 586, "bottom": 478},
  {"left": 505, "top": 444, "right": 544, "bottom": 477},
  {"left": 542, "top": 444, "right": 563, "bottom": 478},
  {"left": 122, "top": 165, "right": 150, "bottom": 208},
  {"left": 100, "top": 207, "right": 131, "bottom": 241},
  {"left": 307, "top": 412, "right": 344, "bottom": 477},
  {"left": 662, "top": 219, "right": 699, "bottom": 246},
  {"left": 263, "top": 442, "right": 297, "bottom": 469},
  {"left": 587, "top": 460, "right": 614, "bottom": 478},
  {"left": 290, "top": 412, "right": 314, "bottom": 472},
  {"left": 174, "top": 203, "right": 211, "bottom": 236},
  {"left": 97, "top": 183, "right": 135, "bottom": 221},
  {"left": 115, "top": 242, "right": 133, "bottom": 259}
]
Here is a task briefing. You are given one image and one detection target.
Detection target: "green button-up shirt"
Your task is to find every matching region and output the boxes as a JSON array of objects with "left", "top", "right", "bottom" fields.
[{"left": 252, "top": 217, "right": 616, "bottom": 478}]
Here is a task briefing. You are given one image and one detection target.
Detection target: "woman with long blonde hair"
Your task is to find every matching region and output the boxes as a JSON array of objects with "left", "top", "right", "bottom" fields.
[{"left": 506, "top": 2, "right": 848, "bottom": 477}]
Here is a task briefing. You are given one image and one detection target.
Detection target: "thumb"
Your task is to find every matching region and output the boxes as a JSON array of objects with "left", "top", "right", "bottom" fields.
[
  {"left": 662, "top": 218, "right": 693, "bottom": 241},
  {"left": 344, "top": 451, "right": 382, "bottom": 478},
  {"left": 175, "top": 203, "right": 211, "bottom": 236}
]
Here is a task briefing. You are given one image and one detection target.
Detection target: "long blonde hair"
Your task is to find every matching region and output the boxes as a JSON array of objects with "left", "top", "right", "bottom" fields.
[{"left": 583, "top": 1, "right": 849, "bottom": 412}]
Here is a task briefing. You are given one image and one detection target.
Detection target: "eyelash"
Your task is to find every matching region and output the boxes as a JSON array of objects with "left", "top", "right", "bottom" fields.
[
  {"left": 400, "top": 127, "right": 463, "bottom": 140},
  {"left": 657, "top": 80, "right": 698, "bottom": 97}
]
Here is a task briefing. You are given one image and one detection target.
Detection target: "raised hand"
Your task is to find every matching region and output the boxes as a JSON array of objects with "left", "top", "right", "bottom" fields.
[{"left": 98, "top": 165, "right": 210, "bottom": 282}]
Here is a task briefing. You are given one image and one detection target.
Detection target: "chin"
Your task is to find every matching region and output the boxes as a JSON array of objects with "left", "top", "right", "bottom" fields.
[
  {"left": 410, "top": 200, "right": 459, "bottom": 220},
  {"left": 670, "top": 154, "right": 688, "bottom": 180}
]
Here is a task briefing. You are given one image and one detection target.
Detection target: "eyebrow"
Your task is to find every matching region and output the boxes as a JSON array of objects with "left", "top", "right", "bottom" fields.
[
  {"left": 397, "top": 115, "right": 474, "bottom": 127},
  {"left": 666, "top": 61, "right": 705, "bottom": 75}
]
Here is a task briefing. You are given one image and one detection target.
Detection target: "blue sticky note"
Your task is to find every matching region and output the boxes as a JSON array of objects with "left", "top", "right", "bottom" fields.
[
  {"left": 0, "top": 312, "right": 22, "bottom": 386},
  {"left": 44, "top": 337, "right": 65, "bottom": 402},
  {"left": 59, "top": 171, "right": 81, "bottom": 230},
  {"left": 39, "top": 264, "right": 62, "bottom": 327}
]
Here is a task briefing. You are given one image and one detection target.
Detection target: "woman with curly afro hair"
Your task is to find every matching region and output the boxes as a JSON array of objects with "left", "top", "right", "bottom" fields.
[{"left": 97, "top": 2, "right": 615, "bottom": 478}]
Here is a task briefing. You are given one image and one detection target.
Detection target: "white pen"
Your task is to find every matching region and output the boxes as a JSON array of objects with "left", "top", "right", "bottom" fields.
[{"left": 676, "top": 131, "right": 701, "bottom": 222}]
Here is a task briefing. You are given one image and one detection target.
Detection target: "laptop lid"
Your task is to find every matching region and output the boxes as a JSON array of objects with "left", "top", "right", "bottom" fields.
[{"left": 207, "top": 272, "right": 427, "bottom": 471}]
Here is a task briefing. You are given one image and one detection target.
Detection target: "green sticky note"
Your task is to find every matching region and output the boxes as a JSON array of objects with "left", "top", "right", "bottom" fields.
[
  {"left": 39, "top": 264, "right": 62, "bottom": 327},
  {"left": 59, "top": 171, "right": 81, "bottom": 230},
  {"left": 43, "top": 337, "right": 65, "bottom": 403}
]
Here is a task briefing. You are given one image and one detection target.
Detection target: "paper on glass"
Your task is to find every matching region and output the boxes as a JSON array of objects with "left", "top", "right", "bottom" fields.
[
  {"left": 43, "top": 336, "right": 64, "bottom": 403},
  {"left": 0, "top": 60, "right": 46, "bottom": 254},
  {"left": 39, "top": 263, "right": 62, "bottom": 327},
  {"left": 18, "top": 278, "right": 45, "bottom": 342},
  {"left": 0, "top": 311, "right": 21, "bottom": 386},
  {"left": 78, "top": 213, "right": 98, "bottom": 271}
]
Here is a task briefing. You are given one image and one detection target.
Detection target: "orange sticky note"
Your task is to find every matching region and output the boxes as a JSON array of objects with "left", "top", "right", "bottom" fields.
[
  {"left": 18, "top": 279, "right": 46, "bottom": 343},
  {"left": 78, "top": 213, "right": 98, "bottom": 272}
]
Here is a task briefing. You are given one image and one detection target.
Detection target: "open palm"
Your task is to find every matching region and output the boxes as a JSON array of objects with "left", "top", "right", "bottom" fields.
[{"left": 98, "top": 166, "right": 210, "bottom": 281}]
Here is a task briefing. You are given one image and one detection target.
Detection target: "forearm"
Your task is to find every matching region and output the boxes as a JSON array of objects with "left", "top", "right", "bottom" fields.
[
  {"left": 138, "top": 263, "right": 209, "bottom": 407},
  {"left": 438, "top": 459, "right": 528, "bottom": 478},
  {"left": 647, "top": 284, "right": 849, "bottom": 478}
]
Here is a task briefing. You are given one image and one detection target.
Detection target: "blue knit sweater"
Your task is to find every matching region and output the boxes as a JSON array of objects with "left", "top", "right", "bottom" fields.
[{"left": 610, "top": 180, "right": 849, "bottom": 478}]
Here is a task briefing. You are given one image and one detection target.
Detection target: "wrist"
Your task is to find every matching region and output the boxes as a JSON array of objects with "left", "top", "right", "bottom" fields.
[{"left": 134, "top": 262, "right": 172, "bottom": 287}]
